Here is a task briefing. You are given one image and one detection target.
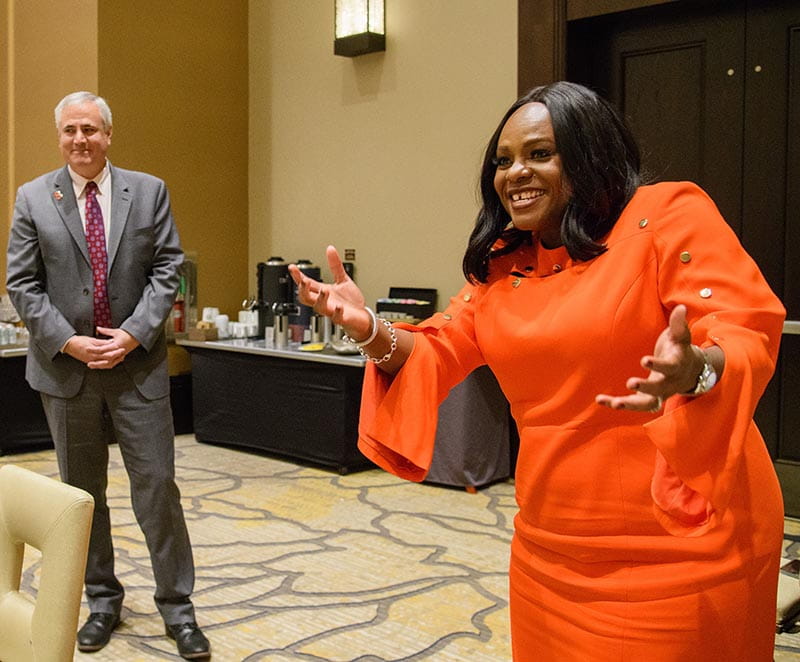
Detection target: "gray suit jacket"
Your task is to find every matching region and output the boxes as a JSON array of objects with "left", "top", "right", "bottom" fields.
[{"left": 6, "top": 163, "right": 183, "bottom": 399}]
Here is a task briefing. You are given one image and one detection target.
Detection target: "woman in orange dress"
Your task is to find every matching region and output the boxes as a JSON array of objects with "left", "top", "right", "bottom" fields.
[{"left": 289, "top": 82, "right": 786, "bottom": 661}]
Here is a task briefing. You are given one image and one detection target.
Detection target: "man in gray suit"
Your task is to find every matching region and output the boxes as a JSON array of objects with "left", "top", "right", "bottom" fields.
[{"left": 6, "top": 91, "right": 210, "bottom": 659}]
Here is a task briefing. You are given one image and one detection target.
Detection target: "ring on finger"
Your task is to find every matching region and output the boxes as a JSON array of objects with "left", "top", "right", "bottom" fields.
[{"left": 649, "top": 396, "right": 664, "bottom": 413}]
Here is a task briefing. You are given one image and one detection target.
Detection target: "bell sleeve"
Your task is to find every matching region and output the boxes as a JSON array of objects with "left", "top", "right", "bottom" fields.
[
  {"left": 357, "top": 283, "right": 486, "bottom": 481},
  {"left": 644, "top": 182, "right": 785, "bottom": 536}
]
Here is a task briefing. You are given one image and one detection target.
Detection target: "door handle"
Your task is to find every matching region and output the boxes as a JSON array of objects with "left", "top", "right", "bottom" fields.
[{"left": 784, "top": 321, "right": 800, "bottom": 335}]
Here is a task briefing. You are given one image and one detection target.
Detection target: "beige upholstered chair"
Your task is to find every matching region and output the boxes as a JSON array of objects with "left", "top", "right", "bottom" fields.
[{"left": 0, "top": 464, "right": 94, "bottom": 662}]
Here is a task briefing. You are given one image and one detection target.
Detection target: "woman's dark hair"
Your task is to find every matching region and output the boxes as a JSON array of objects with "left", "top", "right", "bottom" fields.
[{"left": 463, "top": 81, "right": 642, "bottom": 283}]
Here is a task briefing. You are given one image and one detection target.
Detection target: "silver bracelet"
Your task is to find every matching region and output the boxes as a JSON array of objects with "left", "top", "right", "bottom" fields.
[
  {"left": 359, "top": 318, "right": 397, "bottom": 364},
  {"left": 342, "top": 307, "right": 379, "bottom": 347}
]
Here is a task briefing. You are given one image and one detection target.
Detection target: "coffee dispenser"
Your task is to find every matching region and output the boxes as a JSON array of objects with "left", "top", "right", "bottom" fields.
[
  {"left": 290, "top": 259, "right": 321, "bottom": 341},
  {"left": 257, "top": 257, "right": 291, "bottom": 336}
]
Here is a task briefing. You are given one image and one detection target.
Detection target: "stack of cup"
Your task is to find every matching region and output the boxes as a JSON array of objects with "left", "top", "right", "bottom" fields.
[
  {"left": 0, "top": 323, "right": 18, "bottom": 346},
  {"left": 214, "top": 314, "right": 230, "bottom": 339},
  {"left": 202, "top": 307, "right": 220, "bottom": 324},
  {"left": 238, "top": 310, "right": 258, "bottom": 337}
]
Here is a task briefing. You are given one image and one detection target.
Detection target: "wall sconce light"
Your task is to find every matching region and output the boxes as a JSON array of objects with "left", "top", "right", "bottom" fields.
[{"left": 334, "top": 0, "right": 385, "bottom": 57}]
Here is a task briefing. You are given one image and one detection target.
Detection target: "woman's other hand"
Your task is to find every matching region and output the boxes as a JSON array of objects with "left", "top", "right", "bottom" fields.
[
  {"left": 595, "top": 304, "right": 719, "bottom": 413},
  {"left": 288, "top": 245, "right": 372, "bottom": 340}
]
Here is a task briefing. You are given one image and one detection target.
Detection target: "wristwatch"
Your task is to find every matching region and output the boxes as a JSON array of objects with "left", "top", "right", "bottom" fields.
[{"left": 685, "top": 346, "right": 717, "bottom": 396}]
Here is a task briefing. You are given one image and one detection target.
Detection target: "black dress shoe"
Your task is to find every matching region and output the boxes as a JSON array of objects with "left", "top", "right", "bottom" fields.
[
  {"left": 77, "top": 612, "right": 120, "bottom": 652},
  {"left": 166, "top": 622, "right": 211, "bottom": 659}
]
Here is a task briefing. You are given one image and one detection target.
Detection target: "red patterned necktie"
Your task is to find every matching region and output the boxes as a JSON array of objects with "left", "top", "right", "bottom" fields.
[{"left": 84, "top": 181, "right": 113, "bottom": 330}]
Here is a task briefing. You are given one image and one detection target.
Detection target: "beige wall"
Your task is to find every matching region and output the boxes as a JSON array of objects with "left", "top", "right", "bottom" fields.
[
  {"left": 97, "top": 1, "right": 249, "bottom": 318},
  {"left": 2, "top": 0, "right": 98, "bottom": 284},
  {"left": 249, "top": 0, "right": 517, "bottom": 310},
  {"left": 2, "top": 0, "right": 248, "bottom": 320},
  {"left": 1, "top": 0, "right": 8, "bottom": 269},
  {"left": 5, "top": 1, "right": 517, "bottom": 324}
]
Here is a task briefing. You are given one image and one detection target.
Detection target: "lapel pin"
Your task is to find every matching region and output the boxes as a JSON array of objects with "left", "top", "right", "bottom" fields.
[{"left": 53, "top": 190, "right": 63, "bottom": 200}]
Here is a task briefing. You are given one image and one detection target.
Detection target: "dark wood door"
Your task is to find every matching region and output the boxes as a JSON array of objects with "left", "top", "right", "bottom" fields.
[
  {"left": 568, "top": 1, "right": 745, "bottom": 228},
  {"left": 566, "top": 0, "right": 800, "bottom": 513},
  {"left": 753, "top": 1, "right": 800, "bottom": 515}
]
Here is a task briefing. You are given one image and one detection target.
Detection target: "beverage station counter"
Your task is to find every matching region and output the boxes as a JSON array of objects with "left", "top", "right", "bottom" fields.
[
  {"left": 0, "top": 345, "right": 52, "bottom": 454},
  {"left": 0, "top": 344, "right": 193, "bottom": 454},
  {"left": 178, "top": 338, "right": 370, "bottom": 474}
]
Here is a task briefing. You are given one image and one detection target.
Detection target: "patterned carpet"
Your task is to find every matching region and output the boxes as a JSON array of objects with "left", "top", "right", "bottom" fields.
[
  {"left": 4, "top": 435, "right": 800, "bottom": 661},
  {"left": 6, "top": 435, "right": 514, "bottom": 661}
]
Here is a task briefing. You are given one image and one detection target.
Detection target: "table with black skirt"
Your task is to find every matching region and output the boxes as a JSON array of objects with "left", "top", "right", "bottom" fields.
[
  {"left": 1, "top": 345, "right": 195, "bottom": 454},
  {"left": 178, "top": 338, "right": 515, "bottom": 487},
  {"left": 0, "top": 346, "right": 53, "bottom": 454}
]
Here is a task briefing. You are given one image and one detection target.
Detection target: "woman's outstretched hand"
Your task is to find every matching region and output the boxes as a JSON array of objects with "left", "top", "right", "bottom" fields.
[
  {"left": 595, "top": 304, "right": 708, "bottom": 413},
  {"left": 288, "top": 245, "right": 372, "bottom": 339}
]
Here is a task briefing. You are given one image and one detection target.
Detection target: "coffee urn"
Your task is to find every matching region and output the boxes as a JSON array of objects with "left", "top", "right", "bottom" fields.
[
  {"left": 290, "top": 259, "right": 321, "bottom": 341},
  {"left": 257, "top": 257, "right": 291, "bottom": 336}
]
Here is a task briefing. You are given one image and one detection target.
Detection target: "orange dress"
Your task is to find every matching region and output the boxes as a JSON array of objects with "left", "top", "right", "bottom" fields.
[{"left": 357, "top": 182, "right": 787, "bottom": 661}]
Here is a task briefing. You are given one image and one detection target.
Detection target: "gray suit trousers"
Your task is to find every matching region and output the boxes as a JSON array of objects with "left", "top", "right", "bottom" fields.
[{"left": 40, "top": 367, "right": 196, "bottom": 625}]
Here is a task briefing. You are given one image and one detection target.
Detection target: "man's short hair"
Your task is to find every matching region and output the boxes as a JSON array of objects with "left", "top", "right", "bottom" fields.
[{"left": 54, "top": 91, "right": 113, "bottom": 130}]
